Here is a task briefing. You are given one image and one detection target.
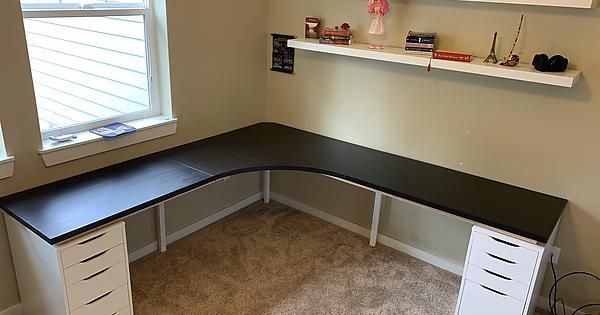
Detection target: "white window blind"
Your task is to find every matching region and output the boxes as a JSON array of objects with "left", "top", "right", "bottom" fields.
[{"left": 21, "top": 0, "right": 159, "bottom": 137}]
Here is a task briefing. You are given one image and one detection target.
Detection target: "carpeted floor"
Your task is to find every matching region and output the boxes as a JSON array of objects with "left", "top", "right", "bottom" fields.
[{"left": 130, "top": 201, "right": 462, "bottom": 314}]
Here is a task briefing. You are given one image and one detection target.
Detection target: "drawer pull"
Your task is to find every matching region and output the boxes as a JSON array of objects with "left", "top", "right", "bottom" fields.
[
  {"left": 480, "top": 284, "right": 508, "bottom": 297},
  {"left": 85, "top": 290, "right": 113, "bottom": 305},
  {"left": 487, "top": 253, "right": 516, "bottom": 265},
  {"left": 483, "top": 268, "right": 512, "bottom": 281},
  {"left": 82, "top": 267, "right": 110, "bottom": 281},
  {"left": 78, "top": 233, "right": 107, "bottom": 245},
  {"left": 491, "top": 236, "right": 519, "bottom": 248},
  {"left": 79, "top": 249, "right": 110, "bottom": 263}
]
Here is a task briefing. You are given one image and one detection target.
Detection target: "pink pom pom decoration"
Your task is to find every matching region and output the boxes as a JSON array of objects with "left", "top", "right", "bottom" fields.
[{"left": 368, "top": 0, "right": 390, "bottom": 17}]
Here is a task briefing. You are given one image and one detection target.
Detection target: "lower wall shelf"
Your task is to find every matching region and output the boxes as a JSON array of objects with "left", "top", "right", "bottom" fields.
[{"left": 288, "top": 39, "right": 581, "bottom": 88}]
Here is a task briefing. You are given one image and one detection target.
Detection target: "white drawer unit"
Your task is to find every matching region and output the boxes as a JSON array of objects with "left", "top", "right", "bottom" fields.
[
  {"left": 4, "top": 216, "right": 134, "bottom": 315},
  {"left": 64, "top": 244, "right": 126, "bottom": 287},
  {"left": 70, "top": 285, "right": 131, "bottom": 315},
  {"left": 61, "top": 227, "right": 124, "bottom": 268},
  {"left": 456, "top": 226, "right": 558, "bottom": 315},
  {"left": 458, "top": 280, "right": 525, "bottom": 315},
  {"left": 67, "top": 261, "right": 128, "bottom": 311}
]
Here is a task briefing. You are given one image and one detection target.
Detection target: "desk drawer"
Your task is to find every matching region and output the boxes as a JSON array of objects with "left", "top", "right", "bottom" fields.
[
  {"left": 64, "top": 244, "right": 126, "bottom": 287},
  {"left": 469, "top": 248, "right": 536, "bottom": 285},
  {"left": 458, "top": 280, "right": 525, "bottom": 315},
  {"left": 61, "top": 226, "right": 124, "bottom": 269},
  {"left": 471, "top": 231, "right": 538, "bottom": 269},
  {"left": 70, "top": 285, "right": 130, "bottom": 315},
  {"left": 67, "top": 261, "right": 128, "bottom": 311},
  {"left": 466, "top": 264, "right": 530, "bottom": 301}
]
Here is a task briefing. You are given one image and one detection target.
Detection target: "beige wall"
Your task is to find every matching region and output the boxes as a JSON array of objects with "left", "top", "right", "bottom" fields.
[
  {"left": 0, "top": 0, "right": 268, "bottom": 310},
  {"left": 268, "top": 0, "right": 600, "bottom": 306},
  {"left": 124, "top": 172, "right": 262, "bottom": 253},
  {"left": 271, "top": 172, "right": 472, "bottom": 265}
]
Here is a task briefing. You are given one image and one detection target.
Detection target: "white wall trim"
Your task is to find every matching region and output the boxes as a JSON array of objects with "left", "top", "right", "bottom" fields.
[
  {"left": 0, "top": 156, "right": 15, "bottom": 180},
  {"left": 270, "top": 192, "right": 464, "bottom": 276},
  {"left": 39, "top": 116, "right": 177, "bottom": 167},
  {"left": 165, "top": 192, "right": 263, "bottom": 244},
  {"left": 0, "top": 304, "right": 22, "bottom": 315},
  {"left": 128, "top": 192, "right": 263, "bottom": 262},
  {"left": 128, "top": 241, "right": 159, "bottom": 263}
]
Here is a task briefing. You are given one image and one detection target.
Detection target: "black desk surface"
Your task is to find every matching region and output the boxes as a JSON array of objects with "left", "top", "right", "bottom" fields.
[{"left": 0, "top": 123, "right": 567, "bottom": 245}]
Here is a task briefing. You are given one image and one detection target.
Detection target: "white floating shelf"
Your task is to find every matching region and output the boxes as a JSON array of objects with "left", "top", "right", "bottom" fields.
[
  {"left": 288, "top": 39, "right": 581, "bottom": 88},
  {"left": 459, "top": 0, "right": 598, "bottom": 9}
]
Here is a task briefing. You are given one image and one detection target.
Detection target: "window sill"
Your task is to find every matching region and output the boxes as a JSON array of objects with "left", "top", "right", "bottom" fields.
[
  {"left": 39, "top": 116, "right": 178, "bottom": 167},
  {"left": 0, "top": 156, "right": 15, "bottom": 180}
]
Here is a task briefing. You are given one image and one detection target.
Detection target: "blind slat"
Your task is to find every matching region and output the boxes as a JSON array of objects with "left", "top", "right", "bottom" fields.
[{"left": 22, "top": 13, "right": 152, "bottom": 132}]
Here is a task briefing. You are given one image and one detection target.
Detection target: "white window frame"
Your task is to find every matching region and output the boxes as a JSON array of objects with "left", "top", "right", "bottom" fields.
[
  {"left": 0, "top": 124, "right": 15, "bottom": 179},
  {"left": 21, "top": 1, "right": 162, "bottom": 139}
]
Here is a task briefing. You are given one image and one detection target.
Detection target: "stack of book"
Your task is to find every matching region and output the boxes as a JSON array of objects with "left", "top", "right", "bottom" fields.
[
  {"left": 320, "top": 27, "right": 353, "bottom": 45},
  {"left": 405, "top": 31, "right": 437, "bottom": 56}
]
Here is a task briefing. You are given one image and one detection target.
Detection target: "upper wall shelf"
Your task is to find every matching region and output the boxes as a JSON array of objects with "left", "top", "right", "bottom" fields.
[
  {"left": 288, "top": 39, "right": 581, "bottom": 88},
  {"left": 460, "top": 0, "right": 598, "bottom": 8}
]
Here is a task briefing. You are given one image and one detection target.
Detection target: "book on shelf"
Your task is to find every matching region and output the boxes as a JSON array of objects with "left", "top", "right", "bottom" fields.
[
  {"left": 407, "top": 31, "right": 438, "bottom": 39},
  {"left": 406, "top": 37, "right": 436, "bottom": 44},
  {"left": 405, "top": 42, "right": 435, "bottom": 49},
  {"left": 432, "top": 50, "right": 473, "bottom": 62},
  {"left": 320, "top": 35, "right": 352, "bottom": 40},
  {"left": 404, "top": 50, "right": 433, "bottom": 56},
  {"left": 323, "top": 28, "right": 351, "bottom": 37},
  {"left": 319, "top": 36, "right": 353, "bottom": 45},
  {"left": 404, "top": 46, "right": 434, "bottom": 52}
]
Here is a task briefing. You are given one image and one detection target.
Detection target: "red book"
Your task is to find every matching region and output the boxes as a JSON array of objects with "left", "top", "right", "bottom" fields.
[
  {"left": 323, "top": 28, "right": 351, "bottom": 37},
  {"left": 432, "top": 51, "right": 473, "bottom": 62}
]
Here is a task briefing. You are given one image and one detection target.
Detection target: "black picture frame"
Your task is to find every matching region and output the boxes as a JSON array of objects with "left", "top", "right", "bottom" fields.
[{"left": 271, "top": 34, "right": 296, "bottom": 75}]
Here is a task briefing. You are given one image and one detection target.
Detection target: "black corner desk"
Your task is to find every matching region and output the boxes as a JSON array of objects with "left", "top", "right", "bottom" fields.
[{"left": 0, "top": 123, "right": 567, "bottom": 315}]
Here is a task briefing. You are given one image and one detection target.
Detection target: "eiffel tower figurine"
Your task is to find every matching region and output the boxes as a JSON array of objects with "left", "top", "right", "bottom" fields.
[{"left": 484, "top": 32, "right": 498, "bottom": 64}]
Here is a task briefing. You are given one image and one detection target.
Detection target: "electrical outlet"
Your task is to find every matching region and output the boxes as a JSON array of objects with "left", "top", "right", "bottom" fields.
[{"left": 551, "top": 247, "right": 561, "bottom": 264}]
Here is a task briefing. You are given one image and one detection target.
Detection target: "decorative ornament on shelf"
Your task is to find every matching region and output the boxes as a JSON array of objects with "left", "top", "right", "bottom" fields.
[
  {"left": 368, "top": 0, "right": 390, "bottom": 50},
  {"left": 500, "top": 14, "right": 525, "bottom": 67},
  {"left": 532, "top": 54, "right": 569, "bottom": 72},
  {"left": 484, "top": 32, "right": 499, "bottom": 64}
]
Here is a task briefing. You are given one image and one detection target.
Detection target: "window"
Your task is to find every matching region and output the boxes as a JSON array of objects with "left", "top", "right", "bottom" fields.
[
  {"left": 0, "top": 125, "right": 7, "bottom": 159},
  {"left": 0, "top": 124, "right": 15, "bottom": 179},
  {"left": 20, "top": 0, "right": 160, "bottom": 138}
]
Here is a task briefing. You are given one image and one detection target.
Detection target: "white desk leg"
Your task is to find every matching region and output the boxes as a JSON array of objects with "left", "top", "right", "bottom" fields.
[
  {"left": 370, "top": 192, "right": 383, "bottom": 247},
  {"left": 157, "top": 203, "right": 167, "bottom": 253},
  {"left": 263, "top": 170, "right": 271, "bottom": 204}
]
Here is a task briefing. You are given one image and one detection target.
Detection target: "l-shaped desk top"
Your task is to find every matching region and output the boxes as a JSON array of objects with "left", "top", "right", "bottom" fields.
[{"left": 0, "top": 123, "right": 567, "bottom": 245}]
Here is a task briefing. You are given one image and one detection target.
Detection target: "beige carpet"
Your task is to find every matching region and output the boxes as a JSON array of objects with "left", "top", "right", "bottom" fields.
[{"left": 130, "top": 201, "right": 461, "bottom": 314}]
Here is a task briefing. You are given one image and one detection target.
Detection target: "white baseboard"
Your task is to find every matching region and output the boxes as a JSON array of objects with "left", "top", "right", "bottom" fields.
[
  {"left": 128, "top": 192, "right": 263, "bottom": 262},
  {"left": 0, "top": 304, "right": 22, "bottom": 315},
  {"left": 270, "top": 192, "right": 464, "bottom": 276},
  {"left": 129, "top": 241, "right": 159, "bottom": 263},
  {"left": 166, "top": 192, "right": 263, "bottom": 244}
]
